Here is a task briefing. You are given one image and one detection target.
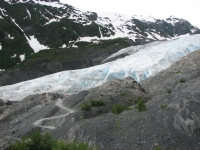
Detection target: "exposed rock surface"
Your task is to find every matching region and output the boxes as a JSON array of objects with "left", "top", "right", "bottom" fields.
[{"left": 0, "top": 50, "right": 200, "bottom": 150}]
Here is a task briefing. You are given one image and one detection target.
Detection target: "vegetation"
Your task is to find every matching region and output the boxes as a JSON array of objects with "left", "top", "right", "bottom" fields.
[
  {"left": 179, "top": 78, "right": 186, "bottom": 83},
  {"left": 9, "top": 130, "right": 95, "bottom": 150},
  {"left": 11, "top": 37, "right": 131, "bottom": 70},
  {"left": 167, "top": 89, "right": 172, "bottom": 93},
  {"left": 175, "top": 70, "right": 181, "bottom": 74},
  {"left": 111, "top": 103, "right": 132, "bottom": 115},
  {"left": 90, "top": 99, "right": 105, "bottom": 106},
  {"left": 81, "top": 102, "right": 91, "bottom": 111},
  {"left": 0, "top": 18, "right": 33, "bottom": 70},
  {"left": 0, "top": 0, "right": 131, "bottom": 70},
  {"left": 119, "top": 91, "right": 126, "bottom": 96},
  {"left": 136, "top": 98, "right": 146, "bottom": 111},
  {"left": 81, "top": 99, "right": 105, "bottom": 110},
  {"left": 116, "top": 120, "right": 121, "bottom": 129},
  {"left": 160, "top": 104, "right": 168, "bottom": 109},
  {"left": 109, "top": 95, "right": 114, "bottom": 100},
  {"left": 155, "top": 145, "right": 162, "bottom": 150}
]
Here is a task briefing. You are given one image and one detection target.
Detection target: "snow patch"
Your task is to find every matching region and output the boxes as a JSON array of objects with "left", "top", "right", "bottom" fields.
[
  {"left": 26, "top": 8, "right": 31, "bottom": 19},
  {"left": 0, "top": 43, "right": 2, "bottom": 50},
  {"left": 44, "top": 18, "right": 58, "bottom": 25},
  {"left": 62, "top": 44, "right": 66, "bottom": 48},
  {"left": 4, "top": 0, "right": 63, "bottom": 8},
  {"left": 11, "top": 18, "right": 49, "bottom": 53},
  {"left": 27, "top": 36, "right": 49, "bottom": 53},
  {"left": 39, "top": 11, "right": 49, "bottom": 20},
  {"left": 99, "top": 27, "right": 103, "bottom": 38},
  {"left": 72, "top": 45, "right": 78, "bottom": 48},
  {"left": 0, "top": 8, "right": 8, "bottom": 16},
  {"left": 7, "top": 34, "right": 14, "bottom": 39},
  {"left": 11, "top": 54, "right": 16, "bottom": 58},
  {"left": 20, "top": 54, "right": 25, "bottom": 61}
]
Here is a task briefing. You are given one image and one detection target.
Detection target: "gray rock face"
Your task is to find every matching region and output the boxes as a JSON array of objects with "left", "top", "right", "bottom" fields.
[
  {"left": 141, "top": 49, "right": 200, "bottom": 138},
  {"left": 174, "top": 100, "right": 200, "bottom": 136},
  {"left": 132, "top": 18, "right": 196, "bottom": 38}
]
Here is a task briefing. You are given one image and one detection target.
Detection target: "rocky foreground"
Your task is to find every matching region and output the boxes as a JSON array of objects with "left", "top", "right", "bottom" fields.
[{"left": 0, "top": 50, "right": 200, "bottom": 150}]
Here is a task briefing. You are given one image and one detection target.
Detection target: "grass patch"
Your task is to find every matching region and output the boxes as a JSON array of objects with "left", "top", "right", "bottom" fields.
[
  {"left": 79, "top": 116, "right": 84, "bottom": 121},
  {"left": 155, "top": 145, "right": 162, "bottom": 150},
  {"left": 116, "top": 120, "right": 121, "bottom": 129},
  {"left": 175, "top": 70, "right": 181, "bottom": 74},
  {"left": 167, "top": 89, "right": 171, "bottom": 93},
  {"left": 90, "top": 99, "right": 105, "bottom": 106},
  {"left": 179, "top": 78, "right": 186, "bottom": 83},
  {"left": 137, "top": 98, "right": 146, "bottom": 111},
  {"left": 111, "top": 103, "right": 132, "bottom": 115},
  {"left": 110, "top": 95, "right": 114, "bottom": 100},
  {"left": 119, "top": 92, "right": 126, "bottom": 96},
  {"left": 160, "top": 104, "right": 168, "bottom": 109},
  {"left": 81, "top": 102, "right": 91, "bottom": 111},
  {"left": 9, "top": 130, "right": 95, "bottom": 150}
]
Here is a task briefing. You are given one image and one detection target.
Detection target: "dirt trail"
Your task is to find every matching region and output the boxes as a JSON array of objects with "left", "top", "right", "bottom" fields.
[{"left": 33, "top": 98, "right": 75, "bottom": 129}]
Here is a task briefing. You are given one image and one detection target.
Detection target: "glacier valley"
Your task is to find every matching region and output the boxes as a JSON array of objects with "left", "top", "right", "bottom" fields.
[{"left": 0, "top": 34, "right": 200, "bottom": 101}]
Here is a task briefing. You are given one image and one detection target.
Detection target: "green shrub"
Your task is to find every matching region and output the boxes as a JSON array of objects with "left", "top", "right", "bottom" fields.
[
  {"left": 9, "top": 131, "right": 95, "bottom": 150},
  {"left": 167, "top": 89, "right": 171, "bottom": 93},
  {"left": 155, "top": 145, "right": 162, "bottom": 150},
  {"left": 175, "top": 70, "right": 181, "bottom": 74},
  {"left": 160, "top": 104, "right": 168, "bottom": 109},
  {"left": 111, "top": 103, "right": 131, "bottom": 115},
  {"left": 119, "top": 92, "right": 126, "bottom": 96},
  {"left": 137, "top": 99, "right": 146, "bottom": 111},
  {"left": 116, "top": 120, "right": 121, "bottom": 129},
  {"left": 110, "top": 95, "right": 114, "bottom": 100},
  {"left": 90, "top": 99, "right": 105, "bottom": 106},
  {"left": 179, "top": 78, "right": 186, "bottom": 83},
  {"left": 81, "top": 102, "right": 91, "bottom": 111},
  {"left": 52, "top": 140, "right": 95, "bottom": 150},
  {"left": 9, "top": 130, "right": 56, "bottom": 150}
]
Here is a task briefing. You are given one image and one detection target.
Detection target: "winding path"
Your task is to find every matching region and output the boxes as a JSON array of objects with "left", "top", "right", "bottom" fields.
[{"left": 33, "top": 98, "right": 75, "bottom": 129}]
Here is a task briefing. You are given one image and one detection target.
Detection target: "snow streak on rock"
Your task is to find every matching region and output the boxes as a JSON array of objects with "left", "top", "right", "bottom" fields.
[{"left": 0, "top": 35, "right": 200, "bottom": 101}]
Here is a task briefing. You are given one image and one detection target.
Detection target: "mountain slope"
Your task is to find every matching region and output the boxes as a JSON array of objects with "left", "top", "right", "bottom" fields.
[
  {"left": 0, "top": 0, "right": 199, "bottom": 71},
  {"left": 0, "top": 49, "right": 200, "bottom": 150},
  {"left": 0, "top": 34, "right": 200, "bottom": 101}
]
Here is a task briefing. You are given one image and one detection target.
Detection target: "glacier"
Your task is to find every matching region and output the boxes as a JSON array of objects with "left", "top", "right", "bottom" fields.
[{"left": 0, "top": 34, "right": 200, "bottom": 101}]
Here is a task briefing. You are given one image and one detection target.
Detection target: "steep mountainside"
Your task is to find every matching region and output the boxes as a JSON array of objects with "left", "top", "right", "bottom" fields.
[
  {"left": 0, "top": 0, "right": 199, "bottom": 72},
  {"left": 0, "top": 49, "right": 200, "bottom": 150}
]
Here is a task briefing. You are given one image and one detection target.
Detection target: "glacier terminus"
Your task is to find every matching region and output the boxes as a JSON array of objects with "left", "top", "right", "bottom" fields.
[{"left": 0, "top": 34, "right": 200, "bottom": 101}]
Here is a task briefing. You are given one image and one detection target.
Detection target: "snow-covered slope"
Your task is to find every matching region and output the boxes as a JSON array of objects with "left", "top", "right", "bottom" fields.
[
  {"left": 1, "top": 0, "right": 200, "bottom": 70},
  {"left": 0, "top": 35, "right": 200, "bottom": 101},
  {"left": 2, "top": 0, "right": 199, "bottom": 50}
]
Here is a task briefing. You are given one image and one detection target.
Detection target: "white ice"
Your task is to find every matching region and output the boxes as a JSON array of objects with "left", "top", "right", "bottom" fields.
[
  {"left": 26, "top": 8, "right": 31, "bottom": 19},
  {"left": 0, "top": 43, "right": 2, "bottom": 50},
  {"left": 20, "top": 54, "right": 25, "bottom": 61},
  {"left": 11, "top": 54, "right": 16, "bottom": 58},
  {"left": 4, "top": 0, "right": 63, "bottom": 8},
  {"left": 0, "top": 35, "right": 200, "bottom": 101}
]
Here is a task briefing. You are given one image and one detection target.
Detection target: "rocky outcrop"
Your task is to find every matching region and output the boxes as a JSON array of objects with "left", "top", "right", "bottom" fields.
[{"left": 131, "top": 17, "right": 196, "bottom": 38}]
